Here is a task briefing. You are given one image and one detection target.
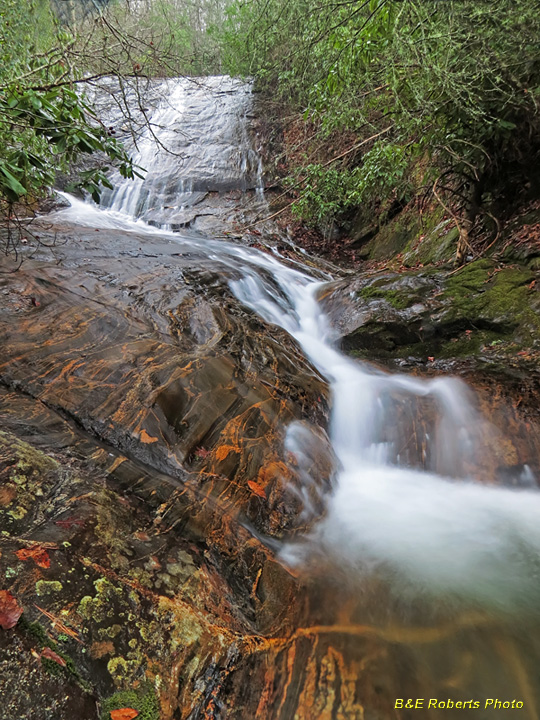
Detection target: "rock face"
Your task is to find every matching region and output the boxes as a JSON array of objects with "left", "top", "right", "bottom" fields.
[{"left": 326, "top": 259, "right": 540, "bottom": 363}]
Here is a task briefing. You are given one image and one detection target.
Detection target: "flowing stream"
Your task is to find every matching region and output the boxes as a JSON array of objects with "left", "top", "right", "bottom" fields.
[{"left": 50, "top": 76, "right": 540, "bottom": 715}]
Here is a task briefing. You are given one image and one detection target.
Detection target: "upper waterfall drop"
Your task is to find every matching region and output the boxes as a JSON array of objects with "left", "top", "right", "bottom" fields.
[{"left": 98, "top": 75, "right": 265, "bottom": 228}]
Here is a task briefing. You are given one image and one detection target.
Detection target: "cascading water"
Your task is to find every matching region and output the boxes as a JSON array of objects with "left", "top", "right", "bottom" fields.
[
  {"left": 51, "top": 75, "right": 540, "bottom": 617},
  {"left": 95, "top": 75, "right": 265, "bottom": 230}
]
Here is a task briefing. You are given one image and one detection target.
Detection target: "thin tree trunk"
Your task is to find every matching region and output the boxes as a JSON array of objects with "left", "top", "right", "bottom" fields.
[{"left": 455, "top": 176, "right": 485, "bottom": 266}]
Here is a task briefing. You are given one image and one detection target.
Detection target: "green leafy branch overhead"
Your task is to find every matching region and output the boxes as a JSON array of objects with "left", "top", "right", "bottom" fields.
[{"left": 0, "top": 0, "right": 142, "bottom": 207}]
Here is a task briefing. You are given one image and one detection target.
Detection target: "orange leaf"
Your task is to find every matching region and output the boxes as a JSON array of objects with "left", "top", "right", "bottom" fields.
[
  {"left": 140, "top": 430, "right": 158, "bottom": 444},
  {"left": 110, "top": 709, "right": 139, "bottom": 720},
  {"left": 41, "top": 647, "right": 66, "bottom": 666},
  {"left": 215, "top": 444, "right": 236, "bottom": 461},
  {"left": 247, "top": 481, "right": 266, "bottom": 499},
  {"left": 0, "top": 590, "right": 23, "bottom": 629},
  {"left": 15, "top": 546, "right": 51, "bottom": 569}
]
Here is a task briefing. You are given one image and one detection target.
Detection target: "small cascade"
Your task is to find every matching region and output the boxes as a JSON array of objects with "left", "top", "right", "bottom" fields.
[{"left": 229, "top": 255, "right": 540, "bottom": 613}]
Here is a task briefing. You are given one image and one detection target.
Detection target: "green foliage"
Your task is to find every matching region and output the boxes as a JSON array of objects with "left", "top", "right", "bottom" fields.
[
  {"left": 220, "top": 0, "right": 540, "bottom": 227},
  {"left": 0, "top": 0, "right": 140, "bottom": 207},
  {"left": 288, "top": 141, "right": 411, "bottom": 223}
]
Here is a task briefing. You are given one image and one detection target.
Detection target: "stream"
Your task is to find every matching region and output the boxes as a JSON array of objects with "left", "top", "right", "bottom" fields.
[{"left": 3, "top": 75, "right": 540, "bottom": 718}]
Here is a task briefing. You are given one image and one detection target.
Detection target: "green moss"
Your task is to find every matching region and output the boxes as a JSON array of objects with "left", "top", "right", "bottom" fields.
[
  {"left": 41, "top": 657, "right": 65, "bottom": 677},
  {"left": 18, "top": 616, "right": 53, "bottom": 646},
  {"left": 443, "top": 261, "right": 539, "bottom": 342},
  {"left": 101, "top": 684, "right": 160, "bottom": 720},
  {"left": 364, "top": 211, "right": 423, "bottom": 260},
  {"left": 405, "top": 222, "right": 459, "bottom": 265},
  {"left": 18, "top": 616, "right": 89, "bottom": 689},
  {"left": 358, "top": 285, "right": 416, "bottom": 310}
]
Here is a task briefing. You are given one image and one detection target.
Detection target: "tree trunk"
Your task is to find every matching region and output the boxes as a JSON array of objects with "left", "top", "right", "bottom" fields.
[{"left": 455, "top": 176, "right": 485, "bottom": 266}]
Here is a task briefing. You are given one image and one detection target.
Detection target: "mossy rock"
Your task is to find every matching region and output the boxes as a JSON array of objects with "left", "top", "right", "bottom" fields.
[
  {"left": 403, "top": 220, "right": 459, "bottom": 266},
  {"left": 338, "top": 258, "right": 540, "bottom": 364},
  {"left": 355, "top": 203, "right": 448, "bottom": 263},
  {"left": 442, "top": 260, "right": 539, "bottom": 340},
  {"left": 100, "top": 684, "right": 160, "bottom": 720},
  {"left": 358, "top": 285, "right": 417, "bottom": 310},
  {"left": 362, "top": 213, "right": 421, "bottom": 260}
]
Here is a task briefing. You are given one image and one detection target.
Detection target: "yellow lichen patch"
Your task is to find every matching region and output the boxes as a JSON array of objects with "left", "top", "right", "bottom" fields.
[
  {"left": 36, "top": 580, "right": 63, "bottom": 596},
  {"left": 107, "top": 656, "right": 141, "bottom": 685}
]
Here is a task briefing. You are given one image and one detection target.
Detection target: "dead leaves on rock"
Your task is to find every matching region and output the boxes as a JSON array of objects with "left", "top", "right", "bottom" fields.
[
  {"left": 0, "top": 590, "right": 23, "bottom": 629},
  {"left": 110, "top": 709, "right": 139, "bottom": 720},
  {"left": 40, "top": 647, "right": 66, "bottom": 666},
  {"left": 139, "top": 429, "right": 158, "bottom": 444},
  {"left": 15, "top": 545, "right": 51, "bottom": 568},
  {"left": 247, "top": 480, "right": 267, "bottom": 499},
  {"left": 0, "top": 484, "right": 17, "bottom": 506}
]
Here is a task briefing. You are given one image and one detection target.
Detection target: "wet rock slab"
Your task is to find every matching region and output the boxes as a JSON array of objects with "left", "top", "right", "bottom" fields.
[{"left": 0, "top": 222, "right": 330, "bottom": 717}]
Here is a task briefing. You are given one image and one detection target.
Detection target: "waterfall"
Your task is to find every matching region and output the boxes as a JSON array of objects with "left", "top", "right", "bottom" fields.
[
  {"left": 52, "top": 76, "right": 540, "bottom": 616},
  {"left": 96, "top": 75, "right": 266, "bottom": 230}
]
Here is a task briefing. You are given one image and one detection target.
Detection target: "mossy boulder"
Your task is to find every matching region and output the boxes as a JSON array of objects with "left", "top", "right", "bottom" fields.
[
  {"left": 349, "top": 202, "right": 459, "bottom": 265},
  {"left": 325, "top": 259, "right": 540, "bottom": 365}
]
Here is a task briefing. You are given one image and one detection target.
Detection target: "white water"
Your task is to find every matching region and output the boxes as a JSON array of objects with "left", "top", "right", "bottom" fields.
[
  {"left": 97, "top": 75, "right": 265, "bottom": 228},
  {"left": 52, "top": 77, "right": 540, "bottom": 615}
]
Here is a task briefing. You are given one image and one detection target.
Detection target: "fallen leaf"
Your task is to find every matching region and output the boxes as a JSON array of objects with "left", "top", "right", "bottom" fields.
[
  {"left": 15, "top": 545, "right": 51, "bottom": 568},
  {"left": 0, "top": 590, "right": 23, "bottom": 629},
  {"left": 427, "top": 356, "right": 435, "bottom": 362},
  {"left": 140, "top": 429, "right": 158, "bottom": 444},
  {"left": 247, "top": 481, "right": 266, "bottom": 499},
  {"left": 54, "top": 517, "right": 85, "bottom": 529},
  {"left": 110, "top": 709, "right": 139, "bottom": 720},
  {"left": 41, "top": 647, "right": 66, "bottom": 666},
  {"left": 0, "top": 484, "right": 17, "bottom": 506},
  {"left": 133, "top": 531, "right": 150, "bottom": 542}
]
